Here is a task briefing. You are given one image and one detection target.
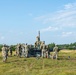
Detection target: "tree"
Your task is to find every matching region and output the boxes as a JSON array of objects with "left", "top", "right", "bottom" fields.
[
  {"left": 0, "top": 44, "right": 3, "bottom": 51},
  {"left": 48, "top": 43, "right": 55, "bottom": 48}
]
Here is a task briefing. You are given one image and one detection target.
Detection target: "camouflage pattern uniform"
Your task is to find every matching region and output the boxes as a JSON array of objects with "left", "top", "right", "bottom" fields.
[
  {"left": 16, "top": 44, "right": 22, "bottom": 57},
  {"left": 2, "top": 45, "right": 8, "bottom": 62},
  {"left": 52, "top": 45, "right": 58, "bottom": 59},
  {"left": 21, "top": 44, "right": 25, "bottom": 57},
  {"left": 9, "top": 46, "right": 12, "bottom": 56},
  {"left": 24, "top": 43, "right": 29, "bottom": 57},
  {"left": 45, "top": 45, "right": 49, "bottom": 58},
  {"left": 16, "top": 44, "right": 19, "bottom": 56},
  {"left": 40, "top": 42, "right": 46, "bottom": 58},
  {"left": 18, "top": 44, "right": 22, "bottom": 57},
  {"left": 34, "top": 36, "right": 41, "bottom": 49}
]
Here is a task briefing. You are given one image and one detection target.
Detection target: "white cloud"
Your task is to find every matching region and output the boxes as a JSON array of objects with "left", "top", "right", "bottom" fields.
[
  {"left": 34, "top": 2, "right": 76, "bottom": 27},
  {"left": 40, "top": 26, "right": 59, "bottom": 32},
  {"left": 64, "top": 3, "right": 76, "bottom": 9},
  {"left": 64, "top": 3, "right": 74, "bottom": 9},
  {"left": 62, "top": 32, "right": 73, "bottom": 37}
]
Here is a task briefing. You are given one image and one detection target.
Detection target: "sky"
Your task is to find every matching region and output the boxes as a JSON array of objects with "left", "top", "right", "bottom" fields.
[{"left": 0, "top": 0, "right": 76, "bottom": 45}]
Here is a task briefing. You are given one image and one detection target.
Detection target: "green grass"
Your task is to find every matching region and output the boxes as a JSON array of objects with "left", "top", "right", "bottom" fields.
[{"left": 0, "top": 50, "right": 76, "bottom": 75}]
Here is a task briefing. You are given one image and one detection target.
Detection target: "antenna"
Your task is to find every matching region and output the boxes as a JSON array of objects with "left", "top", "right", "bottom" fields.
[{"left": 38, "top": 31, "right": 40, "bottom": 41}]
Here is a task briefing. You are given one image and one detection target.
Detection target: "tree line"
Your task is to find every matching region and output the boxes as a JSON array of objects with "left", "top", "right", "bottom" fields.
[
  {"left": 0, "top": 42, "right": 76, "bottom": 51},
  {"left": 48, "top": 42, "right": 76, "bottom": 50}
]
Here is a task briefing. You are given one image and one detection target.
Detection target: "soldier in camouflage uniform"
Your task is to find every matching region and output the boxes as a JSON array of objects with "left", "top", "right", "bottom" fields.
[
  {"left": 45, "top": 45, "right": 49, "bottom": 58},
  {"left": 24, "top": 43, "right": 29, "bottom": 57},
  {"left": 52, "top": 45, "right": 58, "bottom": 59},
  {"left": 16, "top": 44, "right": 22, "bottom": 57},
  {"left": 34, "top": 36, "right": 41, "bottom": 49},
  {"left": 16, "top": 44, "right": 19, "bottom": 56},
  {"left": 18, "top": 44, "right": 22, "bottom": 57},
  {"left": 9, "top": 46, "right": 12, "bottom": 56},
  {"left": 2, "top": 44, "right": 8, "bottom": 62},
  {"left": 21, "top": 44, "right": 25, "bottom": 57},
  {"left": 40, "top": 41, "right": 46, "bottom": 58}
]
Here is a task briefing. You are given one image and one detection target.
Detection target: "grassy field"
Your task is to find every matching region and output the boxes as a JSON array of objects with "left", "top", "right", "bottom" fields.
[{"left": 0, "top": 50, "right": 76, "bottom": 75}]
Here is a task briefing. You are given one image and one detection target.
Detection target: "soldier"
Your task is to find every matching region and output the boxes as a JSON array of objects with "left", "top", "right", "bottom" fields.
[
  {"left": 18, "top": 44, "right": 22, "bottom": 57},
  {"left": 21, "top": 44, "right": 25, "bottom": 57},
  {"left": 2, "top": 44, "right": 8, "bottom": 62},
  {"left": 15, "top": 44, "right": 19, "bottom": 56},
  {"left": 9, "top": 46, "right": 12, "bottom": 56},
  {"left": 45, "top": 45, "right": 49, "bottom": 58},
  {"left": 24, "top": 43, "right": 29, "bottom": 57},
  {"left": 34, "top": 36, "right": 41, "bottom": 49},
  {"left": 16, "top": 44, "right": 22, "bottom": 57},
  {"left": 40, "top": 41, "right": 46, "bottom": 58},
  {"left": 52, "top": 44, "right": 58, "bottom": 59}
]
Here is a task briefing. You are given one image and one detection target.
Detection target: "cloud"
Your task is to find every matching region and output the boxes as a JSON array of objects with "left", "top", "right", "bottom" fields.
[
  {"left": 34, "top": 2, "right": 76, "bottom": 27},
  {"left": 40, "top": 26, "right": 59, "bottom": 32},
  {"left": 64, "top": 3, "right": 74, "bottom": 9},
  {"left": 62, "top": 32, "right": 73, "bottom": 37},
  {"left": 64, "top": 3, "right": 76, "bottom": 9}
]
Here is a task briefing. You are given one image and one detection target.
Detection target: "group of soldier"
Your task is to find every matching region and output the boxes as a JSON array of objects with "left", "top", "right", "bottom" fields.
[
  {"left": 1, "top": 43, "right": 30, "bottom": 62},
  {"left": 1, "top": 31, "right": 59, "bottom": 62},
  {"left": 1, "top": 43, "right": 59, "bottom": 62},
  {"left": 34, "top": 35, "right": 59, "bottom": 59},
  {"left": 16, "top": 43, "right": 29, "bottom": 58}
]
